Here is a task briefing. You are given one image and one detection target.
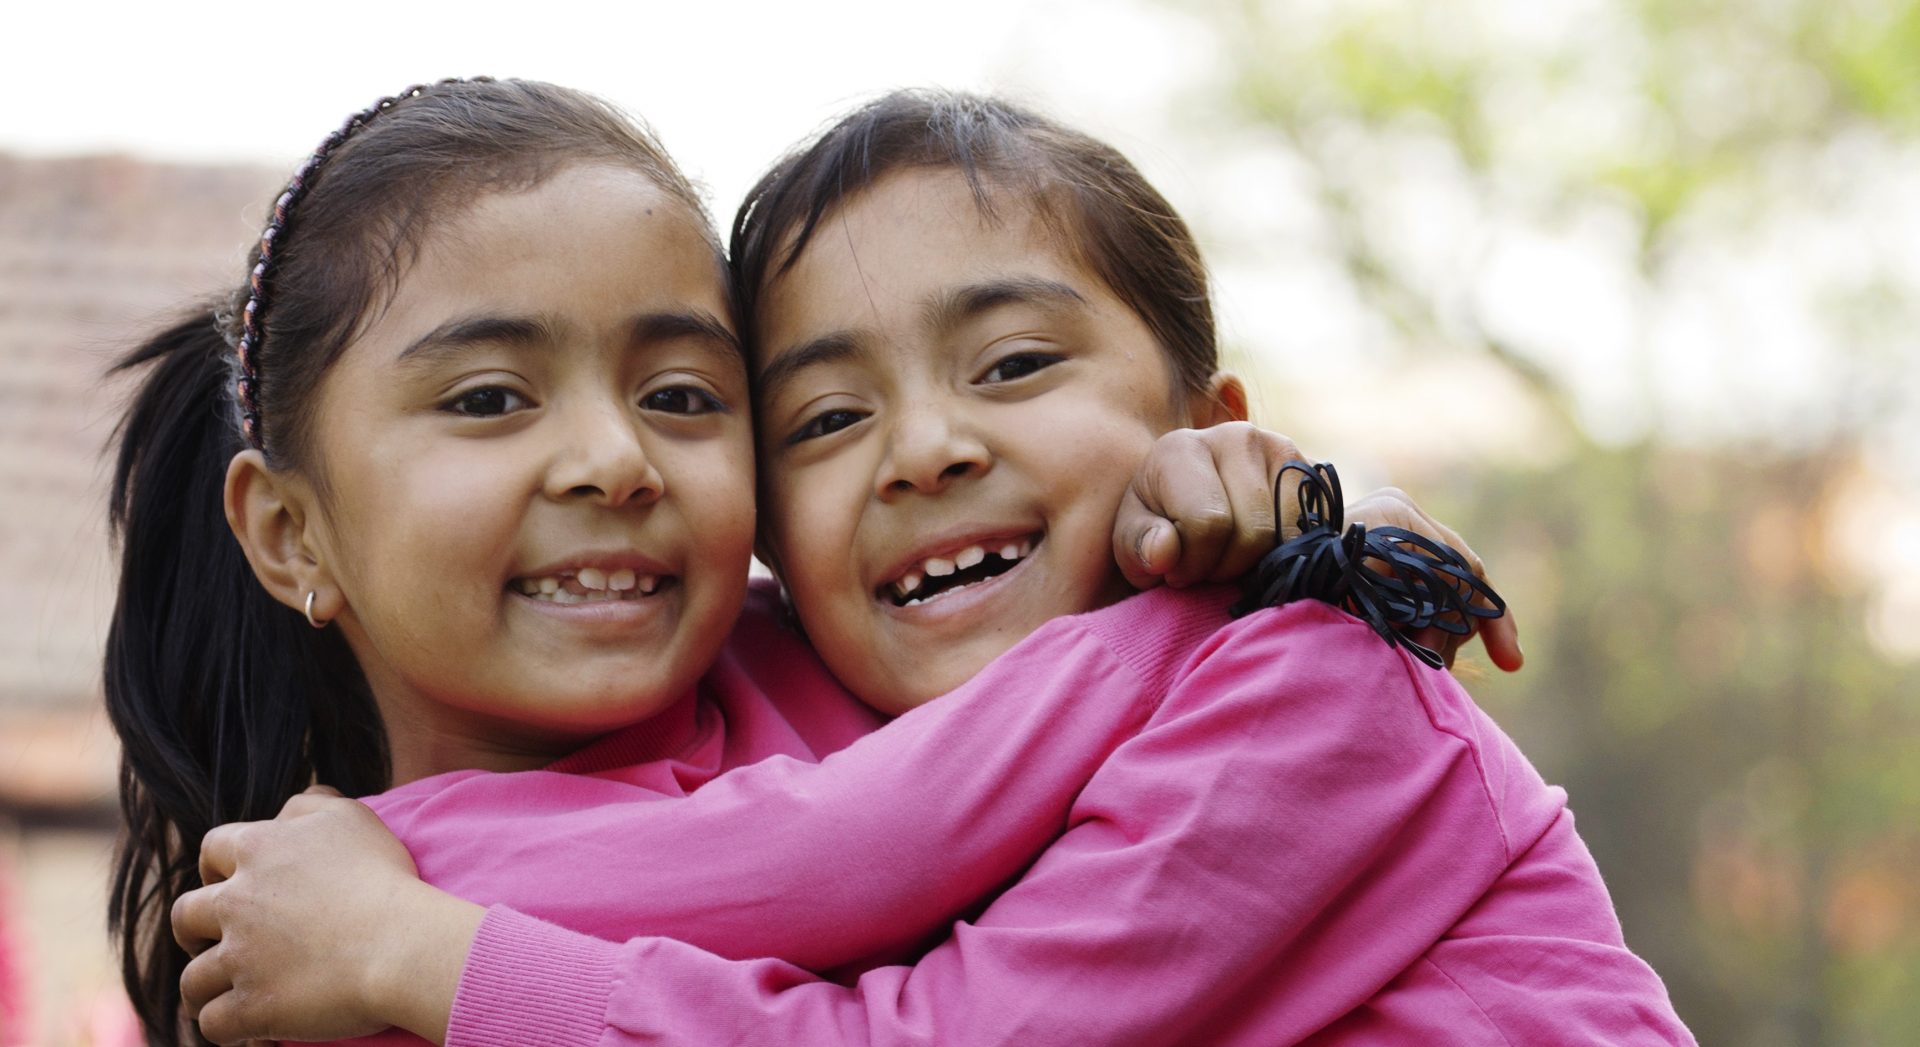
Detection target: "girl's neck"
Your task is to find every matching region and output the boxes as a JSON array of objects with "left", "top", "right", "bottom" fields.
[
  {"left": 386, "top": 728, "right": 570, "bottom": 785},
  {"left": 375, "top": 697, "right": 587, "bottom": 785},
  {"left": 373, "top": 686, "right": 707, "bottom": 786}
]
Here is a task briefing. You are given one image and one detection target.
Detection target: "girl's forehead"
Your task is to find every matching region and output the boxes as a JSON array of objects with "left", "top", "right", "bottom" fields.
[
  {"left": 341, "top": 167, "right": 729, "bottom": 370},
  {"left": 756, "top": 170, "right": 1088, "bottom": 340},
  {"left": 435, "top": 164, "right": 712, "bottom": 263},
  {"left": 416, "top": 167, "right": 721, "bottom": 299}
]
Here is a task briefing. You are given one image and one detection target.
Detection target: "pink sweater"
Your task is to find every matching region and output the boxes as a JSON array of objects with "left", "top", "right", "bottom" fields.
[{"left": 347, "top": 585, "right": 1690, "bottom": 1046}]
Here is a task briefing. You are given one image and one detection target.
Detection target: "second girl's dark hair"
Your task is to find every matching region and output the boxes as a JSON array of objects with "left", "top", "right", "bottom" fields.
[
  {"left": 103, "top": 79, "right": 710, "bottom": 1046},
  {"left": 729, "top": 89, "right": 1218, "bottom": 396}
]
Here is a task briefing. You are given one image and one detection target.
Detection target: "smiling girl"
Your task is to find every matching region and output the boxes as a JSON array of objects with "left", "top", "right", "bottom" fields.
[
  {"left": 107, "top": 80, "right": 1512, "bottom": 1046},
  {"left": 106, "top": 79, "right": 866, "bottom": 1043},
  {"left": 156, "top": 88, "right": 1688, "bottom": 1046}
]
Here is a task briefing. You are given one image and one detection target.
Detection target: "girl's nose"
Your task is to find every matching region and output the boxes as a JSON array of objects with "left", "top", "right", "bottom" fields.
[
  {"left": 546, "top": 402, "right": 664, "bottom": 508},
  {"left": 876, "top": 403, "right": 991, "bottom": 499}
]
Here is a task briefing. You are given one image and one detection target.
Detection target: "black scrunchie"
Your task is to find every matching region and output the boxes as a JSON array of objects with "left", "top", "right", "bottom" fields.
[{"left": 1234, "top": 461, "right": 1507, "bottom": 669}]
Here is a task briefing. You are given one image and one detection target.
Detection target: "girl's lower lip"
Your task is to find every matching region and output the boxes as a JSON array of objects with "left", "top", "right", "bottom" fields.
[{"left": 876, "top": 547, "right": 1036, "bottom": 629}]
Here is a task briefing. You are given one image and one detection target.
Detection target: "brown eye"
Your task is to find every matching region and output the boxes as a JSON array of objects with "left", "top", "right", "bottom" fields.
[
  {"left": 982, "top": 352, "right": 1062, "bottom": 384},
  {"left": 642, "top": 386, "right": 725, "bottom": 415},
  {"left": 445, "top": 387, "right": 527, "bottom": 417},
  {"left": 788, "top": 408, "right": 867, "bottom": 445}
]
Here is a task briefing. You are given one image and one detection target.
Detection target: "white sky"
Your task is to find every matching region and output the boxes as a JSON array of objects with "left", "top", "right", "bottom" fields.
[{"left": 5, "top": 0, "right": 1206, "bottom": 221}]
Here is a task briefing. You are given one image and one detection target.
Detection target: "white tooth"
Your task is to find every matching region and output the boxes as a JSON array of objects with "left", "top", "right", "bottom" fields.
[
  {"left": 895, "top": 571, "right": 924, "bottom": 597},
  {"left": 906, "top": 596, "right": 926, "bottom": 607},
  {"left": 999, "top": 543, "right": 1020, "bottom": 561},
  {"left": 577, "top": 567, "right": 608, "bottom": 591},
  {"left": 539, "top": 576, "right": 561, "bottom": 594},
  {"left": 552, "top": 588, "right": 583, "bottom": 605},
  {"left": 924, "top": 557, "right": 955, "bottom": 577},
  {"left": 638, "top": 574, "right": 659, "bottom": 594},
  {"left": 955, "top": 545, "right": 985, "bottom": 570},
  {"left": 608, "top": 568, "right": 637, "bottom": 591}
]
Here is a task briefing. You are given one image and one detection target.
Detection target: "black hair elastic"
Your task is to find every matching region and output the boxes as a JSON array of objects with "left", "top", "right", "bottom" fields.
[
  {"left": 233, "top": 76, "right": 488, "bottom": 449},
  {"left": 1234, "top": 461, "right": 1507, "bottom": 669}
]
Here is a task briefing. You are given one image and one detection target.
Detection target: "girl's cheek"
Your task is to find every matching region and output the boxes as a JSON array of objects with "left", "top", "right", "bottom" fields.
[{"left": 684, "top": 451, "right": 760, "bottom": 567}]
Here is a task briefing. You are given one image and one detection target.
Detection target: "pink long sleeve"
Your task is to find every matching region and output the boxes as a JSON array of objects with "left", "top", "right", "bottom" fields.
[
  {"left": 436, "top": 598, "right": 1690, "bottom": 1046},
  {"left": 369, "top": 589, "right": 1227, "bottom": 973}
]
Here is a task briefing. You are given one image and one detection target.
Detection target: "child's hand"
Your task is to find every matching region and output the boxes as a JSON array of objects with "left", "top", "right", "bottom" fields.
[
  {"left": 1114, "top": 423, "right": 1300, "bottom": 590},
  {"left": 1344, "top": 486, "right": 1524, "bottom": 673},
  {"left": 170, "top": 786, "right": 483, "bottom": 1045},
  {"left": 1111, "top": 423, "right": 1522, "bottom": 672}
]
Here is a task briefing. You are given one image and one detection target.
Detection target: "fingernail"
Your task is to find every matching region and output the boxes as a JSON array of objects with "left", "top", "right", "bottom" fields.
[{"left": 1137, "top": 523, "right": 1167, "bottom": 566}]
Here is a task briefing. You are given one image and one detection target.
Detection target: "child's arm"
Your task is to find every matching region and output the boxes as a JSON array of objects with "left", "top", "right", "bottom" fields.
[
  {"left": 1112, "top": 422, "right": 1524, "bottom": 670},
  {"left": 177, "top": 597, "right": 1549, "bottom": 1047},
  {"left": 444, "top": 603, "right": 1545, "bottom": 1045},
  {"left": 171, "top": 595, "right": 1223, "bottom": 1044}
]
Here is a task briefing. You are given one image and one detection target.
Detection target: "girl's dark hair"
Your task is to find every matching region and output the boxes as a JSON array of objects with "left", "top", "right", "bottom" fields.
[
  {"left": 103, "top": 79, "right": 709, "bottom": 1045},
  {"left": 729, "top": 89, "right": 1218, "bottom": 396}
]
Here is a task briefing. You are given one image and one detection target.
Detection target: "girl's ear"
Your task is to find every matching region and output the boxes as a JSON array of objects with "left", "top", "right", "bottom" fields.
[
  {"left": 224, "top": 451, "right": 343, "bottom": 624},
  {"left": 1188, "top": 371, "right": 1249, "bottom": 427}
]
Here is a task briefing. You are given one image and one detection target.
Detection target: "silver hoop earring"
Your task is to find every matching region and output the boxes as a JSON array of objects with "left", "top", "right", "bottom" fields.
[{"left": 304, "top": 590, "right": 325, "bottom": 629}]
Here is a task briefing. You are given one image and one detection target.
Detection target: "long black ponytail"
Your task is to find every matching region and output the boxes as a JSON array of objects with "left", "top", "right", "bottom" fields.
[
  {"left": 98, "top": 79, "right": 714, "bottom": 1045},
  {"left": 103, "top": 310, "right": 385, "bottom": 1045}
]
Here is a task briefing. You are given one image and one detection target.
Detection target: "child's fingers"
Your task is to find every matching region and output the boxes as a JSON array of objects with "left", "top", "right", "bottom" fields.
[
  {"left": 1480, "top": 606, "right": 1525, "bottom": 672},
  {"left": 1139, "top": 521, "right": 1179, "bottom": 580},
  {"left": 1161, "top": 472, "right": 1236, "bottom": 588},
  {"left": 196, "top": 979, "right": 264, "bottom": 1047},
  {"left": 1344, "top": 489, "right": 1526, "bottom": 669},
  {"left": 198, "top": 822, "right": 246, "bottom": 886},
  {"left": 170, "top": 882, "right": 222, "bottom": 956},
  {"left": 1142, "top": 430, "right": 1239, "bottom": 588},
  {"left": 178, "top": 941, "right": 233, "bottom": 1019},
  {"left": 1204, "top": 435, "right": 1283, "bottom": 583},
  {"left": 1115, "top": 431, "right": 1232, "bottom": 588},
  {"left": 1112, "top": 487, "right": 1177, "bottom": 590},
  {"left": 1382, "top": 505, "right": 1523, "bottom": 670},
  {"left": 1350, "top": 489, "right": 1490, "bottom": 593}
]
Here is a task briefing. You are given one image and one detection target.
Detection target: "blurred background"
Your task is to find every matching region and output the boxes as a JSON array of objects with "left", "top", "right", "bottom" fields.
[{"left": 2, "top": 0, "right": 1915, "bottom": 1043}]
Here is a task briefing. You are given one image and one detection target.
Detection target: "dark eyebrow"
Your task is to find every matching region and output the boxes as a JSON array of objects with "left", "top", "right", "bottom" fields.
[
  {"left": 396, "top": 314, "right": 552, "bottom": 365},
  {"left": 754, "top": 332, "right": 867, "bottom": 404},
  {"left": 396, "top": 310, "right": 742, "bottom": 368},
  {"left": 926, "top": 277, "right": 1087, "bottom": 333},
  {"left": 628, "top": 309, "right": 743, "bottom": 360}
]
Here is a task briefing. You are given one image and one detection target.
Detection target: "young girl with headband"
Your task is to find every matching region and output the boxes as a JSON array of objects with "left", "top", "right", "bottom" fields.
[
  {"left": 123, "top": 83, "right": 1681, "bottom": 1045},
  {"left": 167, "top": 90, "right": 1689, "bottom": 1043}
]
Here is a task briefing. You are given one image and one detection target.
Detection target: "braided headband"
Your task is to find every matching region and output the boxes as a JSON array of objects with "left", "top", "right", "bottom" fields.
[
  {"left": 233, "top": 77, "right": 490, "bottom": 450},
  {"left": 1235, "top": 461, "right": 1507, "bottom": 668}
]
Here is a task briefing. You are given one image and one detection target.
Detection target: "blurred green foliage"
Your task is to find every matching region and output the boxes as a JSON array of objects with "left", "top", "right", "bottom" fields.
[
  {"left": 1173, "top": 0, "right": 1920, "bottom": 1042},
  {"left": 1450, "top": 445, "right": 1920, "bottom": 1045}
]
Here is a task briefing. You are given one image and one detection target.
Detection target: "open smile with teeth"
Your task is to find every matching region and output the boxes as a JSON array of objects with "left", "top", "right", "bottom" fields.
[
  {"left": 513, "top": 567, "right": 670, "bottom": 605},
  {"left": 884, "top": 535, "right": 1039, "bottom": 608}
]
